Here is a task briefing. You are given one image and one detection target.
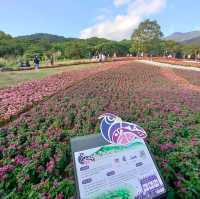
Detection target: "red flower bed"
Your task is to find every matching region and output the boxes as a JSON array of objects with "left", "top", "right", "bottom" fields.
[{"left": 0, "top": 61, "right": 129, "bottom": 125}]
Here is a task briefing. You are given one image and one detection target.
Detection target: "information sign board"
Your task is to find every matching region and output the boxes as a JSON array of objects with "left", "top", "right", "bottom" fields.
[{"left": 71, "top": 134, "right": 167, "bottom": 199}]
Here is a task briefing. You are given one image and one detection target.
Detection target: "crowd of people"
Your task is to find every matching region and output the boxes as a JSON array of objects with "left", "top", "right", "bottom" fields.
[
  {"left": 19, "top": 52, "right": 120, "bottom": 70},
  {"left": 91, "top": 52, "right": 118, "bottom": 62}
]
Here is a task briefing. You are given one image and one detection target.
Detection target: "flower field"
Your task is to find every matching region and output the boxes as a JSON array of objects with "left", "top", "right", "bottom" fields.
[
  {"left": 0, "top": 61, "right": 128, "bottom": 126},
  {"left": 152, "top": 57, "right": 200, "bottom": 68},
  {"left": 0, "top": 61, "right": 200, "bottom": 199},
  {"left": 173, "top": 69, "right": 200, "bottom": 86}
]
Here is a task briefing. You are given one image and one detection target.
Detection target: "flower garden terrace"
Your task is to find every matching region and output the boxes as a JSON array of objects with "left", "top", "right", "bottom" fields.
[
  {"left": 0, "top": 61, "right": 200, "bottom": 198},
  {"left": 0, "top": 60, "right": 134, "bottom": 126}
]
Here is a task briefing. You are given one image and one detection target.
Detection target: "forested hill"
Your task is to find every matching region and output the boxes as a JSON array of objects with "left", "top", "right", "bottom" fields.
[
  {"left": 0, "top": 31, "right": 132, "bottom": 62},
  {"left": 16, "top": 33, "right": 67, "bottom": 42},
  {"left": 1, "top": 19, "right": 200, "bottom": 68}
]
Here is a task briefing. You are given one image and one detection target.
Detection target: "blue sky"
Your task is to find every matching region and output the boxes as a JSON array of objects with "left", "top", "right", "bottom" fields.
[{"left": 0, "top": 0, "right": 199, "bottom": 40}]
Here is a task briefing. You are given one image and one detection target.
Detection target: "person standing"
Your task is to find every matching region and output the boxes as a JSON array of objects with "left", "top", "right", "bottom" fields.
[{"left": 34, "top": 56, "right": 40, "bottom": 70}]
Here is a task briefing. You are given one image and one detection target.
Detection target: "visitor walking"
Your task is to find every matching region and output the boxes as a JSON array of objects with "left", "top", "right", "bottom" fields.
[{"left": 34, "top": 56, "right": 40, "bottom": 70}]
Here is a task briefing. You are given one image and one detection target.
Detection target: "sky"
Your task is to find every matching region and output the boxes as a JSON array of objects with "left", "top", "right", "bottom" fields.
[{"left": 0, "top": 0, "right": 199, "bottom": 40}]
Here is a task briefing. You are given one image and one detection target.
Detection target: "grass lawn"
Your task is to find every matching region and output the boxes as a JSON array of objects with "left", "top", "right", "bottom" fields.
[{"left": 0, "top": 63, "right": 97, "bottom": 89}]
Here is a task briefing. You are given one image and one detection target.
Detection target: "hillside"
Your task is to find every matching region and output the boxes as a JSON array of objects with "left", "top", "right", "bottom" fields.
[
  {"left": 166, "top": 31, "right": 200, "bottom": 42},
  {"left": 181, "top": 36, "right": 200, "bottom": 45},
  {"left": 0, "top": 30, "right": 131, "bottom": 65},
  {"left": 15, "top": 33, "right": 68, "bottom": 42}
]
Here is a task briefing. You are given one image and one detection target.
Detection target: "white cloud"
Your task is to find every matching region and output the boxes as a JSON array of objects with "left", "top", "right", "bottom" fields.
[
  {"left": 114, "top": 0, "right": 131, "bottom": 7},
  {"left": 80, "top": 0, "right": 166, "bottom": 40}
]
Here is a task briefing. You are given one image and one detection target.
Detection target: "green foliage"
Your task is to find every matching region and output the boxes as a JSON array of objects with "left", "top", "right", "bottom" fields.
[
  {"left": 131, "top": 19, "right": 163, "bottom": 55},
  {"left": 130, "top": 19, "right": 200, "bottom": 58},
  {"left": 1, "top": 19, "right": 200, "bottom": 67},
  {"left": 95, "top": 40, "right": 131, "bottom": 56},
  {"left": 0, "top": 32, "right": 132, "bottom": 67}
]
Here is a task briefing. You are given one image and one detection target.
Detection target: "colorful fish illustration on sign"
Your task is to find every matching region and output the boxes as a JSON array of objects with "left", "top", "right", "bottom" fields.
[{"left": 98, "top": 113, "right": 147, "bottom": 145}]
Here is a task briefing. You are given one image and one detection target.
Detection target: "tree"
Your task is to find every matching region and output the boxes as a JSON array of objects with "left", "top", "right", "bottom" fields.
[
  {"left": 131, "top": 19, "right": 163, "bottom": 55},
  {"left": 24, "top": 45, "right": 44, "bottom": 60},
  {"left": 182, "top": 44, "right": 200, "bottom": 60},
  {"left": 0, "top": 31, "right": 12, "bottom": 40},
  {"left": 162, "top": 40, "right": 183, "bottom": 58},
  {"left": 95, "top": 41, "right": 130, "bottom": 57}
]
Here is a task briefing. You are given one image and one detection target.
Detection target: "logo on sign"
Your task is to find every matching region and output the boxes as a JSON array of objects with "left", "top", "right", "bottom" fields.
[
  {"left": 98, "top": 113, "right": 147, "bottom": 145},
  {"left": 78, "top": 153, "right": 95, "bottom": 165}
]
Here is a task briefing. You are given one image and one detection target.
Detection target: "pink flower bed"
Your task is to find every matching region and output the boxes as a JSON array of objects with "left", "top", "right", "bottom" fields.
[
  {"left": 160, "top": 67, "right": 200, "bottom": 92},
  {"left": 1, "top": 62, "right": 200, "bottom": 198},
  {"left": 0, "top": 61, "right": 129, "bottom": 124},
  {"left": 152, "top": 57, "right": 200, "bottom": 68}
]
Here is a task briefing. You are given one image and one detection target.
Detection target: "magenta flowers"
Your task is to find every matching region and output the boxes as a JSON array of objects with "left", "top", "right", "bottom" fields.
[
  {"left": 0, "top": 61, "right": 200, "bottom": 198},
  {"left": 0, "top": 61, "right": 128, "bottom": 125}
]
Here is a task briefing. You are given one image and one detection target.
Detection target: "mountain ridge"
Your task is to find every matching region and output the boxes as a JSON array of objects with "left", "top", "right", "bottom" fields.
[
  {"left": 181, "top": 36, "right": 200, "bottom": 45},
  {"left": 15, "top": 33, "right": 69, "bottom": 42},
  {"left": 166, "top": 31, "right": 200, "bottom": 43}
]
